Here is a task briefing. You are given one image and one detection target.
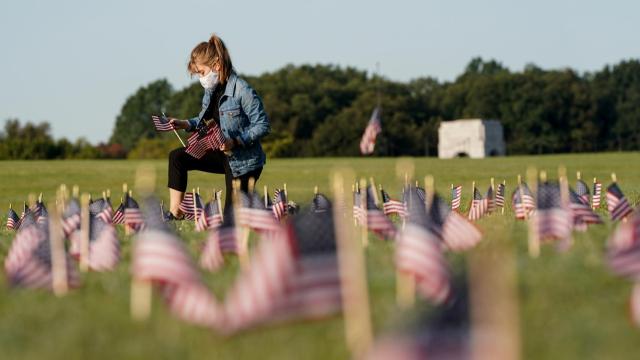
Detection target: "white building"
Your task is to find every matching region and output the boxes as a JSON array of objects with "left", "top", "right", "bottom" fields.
[{"left": 438, "top": 119, "right": 505, "bottom": 159}]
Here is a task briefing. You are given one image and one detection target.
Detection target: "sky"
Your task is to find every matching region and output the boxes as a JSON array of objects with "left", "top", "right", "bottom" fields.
[{"left": 1, "top": 0, "right": 639, "bottom": 144}]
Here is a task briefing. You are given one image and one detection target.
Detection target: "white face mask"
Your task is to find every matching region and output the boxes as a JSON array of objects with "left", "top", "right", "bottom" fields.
[{"left": 199, "top": 70, "right": 219, "bottom": 89}]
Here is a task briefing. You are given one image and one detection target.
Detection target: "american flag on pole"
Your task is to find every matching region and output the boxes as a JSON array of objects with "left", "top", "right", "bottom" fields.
[
  {"left": 196, "top": 198, "right": 223, "bottom": 232},
  {"left": 606, "top": 208, "right": 639, "bottom": 254},
  {"left": 89, "top": 198, "right": 113, "bottom": 224},
  {"left": 381, "top": 188, "right": 407, "bottom": 217},
  {"left": 395, "top": 186, "right": 451, "bottom": 304},
  {"left": 112, "top": 200, "right": 125, "bottom": 225},
  {"left": 451, "top": 185, "right": 462, "bottom": 211},
  {"left": 512, "top": 183, "right": 536, "bottom": 220},
  {"left": 191, "top": 192, "right": 207, "bottom": 231},
  {"left": 5, "top": 220, "right": 80, "bottom": 290},
  {"left": 496, "top": 183, "right": 506, "bottom": 209},
  {"left": 568, "top": 188, "right": 602, "bottom": 231},
  {"left": 62, "top": 198, "right": 81, "bottom": 237},
  {"left": 486, "top": 185, "right": 496, "bottom": 213},
  {"left": 575, "top": 179, "right": 591, "bottom": 205},
  {"left": 529, "top": 181, "right": 572, "bottom": 243},
  {"left": 592, "top": 181, "right": 603, "bottom": 209},
  {"left": 132, "top": 196, "right": 223, "bottom": 328},
  {"left": 151, "top": 114, "right": 176, "bottom": 132},
  {"left": 467, "top": 187, "right": 487, "bottom": 221},
  {"left": 124, "top": 193, "right": 144, "bottom": 230},
  {"left": 437, "top": 194, "right": 482, "bottom": 252},
  {"left": 237, "top": 191, "right": 280, "bottom": 233},
  {"left": 179, "top": 192, "right": 196, "bottom": 220},
  {"left": 272, "top": 188, "right": 288, "bottom": 221},
  {"left": 607, "top": 182, "right": 634, "bottom": 222},
  {"left": 31, "top": 199, "right": 48, "bottom": 224},
  {"left": 6, "top": 205, "right": 19, "bottom": 230},
  {"left": 359, "top": 185, "right": 397, "bottom": 240},
  {"left": 311, "top": 193, "right": 332, "bottom": 213},
  {"left": 223, "top": 204, "right": 341, "bottom": 331},
  {"left": 70, "top": 214, "right": 120, "bottom": 271},
  {"left": 359, "top": 106, "right": 382, "bottom": 155},
  {"left": 200, "top": 208, "right": 237, "bottom": 272},
  {"left": 185, "top": 124, "right": 226, "bottom": 159}
]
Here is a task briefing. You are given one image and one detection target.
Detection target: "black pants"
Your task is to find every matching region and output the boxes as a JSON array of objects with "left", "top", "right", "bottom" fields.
[{"left": 168, "top": 147, "right": 263, "bottom": 211}]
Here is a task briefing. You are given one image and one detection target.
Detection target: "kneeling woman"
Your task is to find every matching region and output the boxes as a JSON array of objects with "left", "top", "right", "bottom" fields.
[{"left": 167, "top": 34, "right": 270, "bottom": 218}]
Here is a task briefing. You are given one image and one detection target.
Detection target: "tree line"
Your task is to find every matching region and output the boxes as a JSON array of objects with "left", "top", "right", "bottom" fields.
[{"left": 3, "top": 57, "right": 640, "bottom": 159}]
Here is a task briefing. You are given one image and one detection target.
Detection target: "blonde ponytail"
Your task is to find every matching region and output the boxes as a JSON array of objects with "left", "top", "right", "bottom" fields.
[{"left": 188, "top": 33, "right": 234, "bottom": 83}]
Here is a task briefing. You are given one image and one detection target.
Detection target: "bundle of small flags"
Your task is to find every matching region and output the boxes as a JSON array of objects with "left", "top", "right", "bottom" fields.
[{"left": 185, "top": 124, "right": 226, "bottom": 159}]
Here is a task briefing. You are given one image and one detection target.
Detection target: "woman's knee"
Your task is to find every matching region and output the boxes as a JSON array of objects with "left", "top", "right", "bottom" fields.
[{"left": 169, "top": 147, "right": 184, "bottom": 165}]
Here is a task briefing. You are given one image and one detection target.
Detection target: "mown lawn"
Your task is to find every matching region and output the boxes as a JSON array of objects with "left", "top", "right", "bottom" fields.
[{"left": 0, "top": 153, "right": 639, "bottom": 359}]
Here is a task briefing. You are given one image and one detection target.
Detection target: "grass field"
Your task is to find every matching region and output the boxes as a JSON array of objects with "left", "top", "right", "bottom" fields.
[{"left": 1, "top": 153, "right": 640, "bottom": 359}]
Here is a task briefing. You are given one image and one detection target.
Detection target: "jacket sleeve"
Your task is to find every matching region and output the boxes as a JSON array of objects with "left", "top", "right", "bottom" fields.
[
  {"left": 237, "top": 87, "right": 271, "bottom": 146},
  {"left": 187, "top": 116, "right": 199, "bottom": 132}
]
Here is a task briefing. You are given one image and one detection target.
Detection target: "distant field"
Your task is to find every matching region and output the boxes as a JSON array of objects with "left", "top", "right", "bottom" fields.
[{"left": 1, "top": 153, "right": 639, "bottom": 360}]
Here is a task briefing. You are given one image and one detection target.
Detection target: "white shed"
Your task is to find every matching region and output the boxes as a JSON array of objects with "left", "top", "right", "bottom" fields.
[{"left": 438, "top": 119, "right": 505, "bottom": 159}]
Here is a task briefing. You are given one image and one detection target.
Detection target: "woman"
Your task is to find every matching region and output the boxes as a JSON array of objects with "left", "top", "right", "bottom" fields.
[{"left": 167, "top": 34, "right": 270, "bottom": 219}]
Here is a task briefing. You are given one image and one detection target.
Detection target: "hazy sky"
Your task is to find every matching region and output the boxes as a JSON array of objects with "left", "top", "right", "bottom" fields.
[{"left": 1, "top": 0, "right": 638, "bottom": 143}]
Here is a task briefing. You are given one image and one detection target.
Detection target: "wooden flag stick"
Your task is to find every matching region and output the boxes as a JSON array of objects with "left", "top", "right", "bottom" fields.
[
  {"left": 79, "top": 193, "right": 91, "bottom": 272},
  {"left": 283, "top": 183, "right": 288, "bottom": 198},
  {"left": 612, "top": 172, "right": 617, "bottom": 183},
  {"left": 395, "top": 158, "right": 415, "bottom": 309},
  {"left": 130, "top": 164, "right": 156, "bottom": 321},
  {"left": 162, "top": 112, "right": 187, "bottom": 147},
  {"left": 558, "top": 166, "right": 573, "bottom": 248},
  {"left": 72, "top": 185, "right": 79, "bottom": 199},
  {"left": 216, "top": 190, "right": 224, "bottom": 222},
  {"left": 502, "top": 179, "right": 506, "bottom": 215},
  {"left": 577, "top": 171, "right": 582, "bottom": 180},
  {"left": 331, "top": 169, "right": 373, "bottom": 358},
  {"left": 314, "top": 185, "right": 319, "bottom": 195},
  {"left": 369, "top": 177, "right": 379, "bottom": 207},
  {"left": 106, "top": 189, "right": 111, "bottom": 199},
  {"left": 526, "top": 167, "right": 539, "bottom": 258},
  {"left": 264, "top": 185, "right": 269, "bottom": 208},
  {"left": 359, "top": 178, "right": 369, "bottom": 248},
  {"left": 50, "top": 190, "right": 68, "bottom": 296},
  {"left": 192, "top": 188, "right": 198, "bottom": 227}
]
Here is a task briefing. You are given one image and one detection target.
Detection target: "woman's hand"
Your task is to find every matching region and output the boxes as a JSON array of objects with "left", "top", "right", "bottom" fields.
[
  {"left": 220, "top": 138, "right": 235, "bottom": 152},
  {"left": 169, "top": 118, "right": 190, "bottom": 130}
]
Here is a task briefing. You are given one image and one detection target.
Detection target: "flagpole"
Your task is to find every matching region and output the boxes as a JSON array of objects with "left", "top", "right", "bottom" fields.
[
  {"left": 50, "top": 189, "right": 68, "bottom": 296},
  {"left": 360, "top": 178, "right": 368, "bottom": 248},
  {"left": 395, "top": 158, "right": 415, "bottom": 309},
  {"left": 526, "top": 167, "right": 539, "bottom": 258},
  {"left": 558, "top": 166, "right": 573, "bottom": 248},
  {"left": 332, "top": 169, "right": 373, "bottom": 358},
  {"left": 163, "top": 112, "right": 186, "bottom": 148},
  {"left": 80, "top": 193, "right": 91, "bottom": 272},
  {"left": 502, "top": 179, "right": 506, "bottom": 215}
]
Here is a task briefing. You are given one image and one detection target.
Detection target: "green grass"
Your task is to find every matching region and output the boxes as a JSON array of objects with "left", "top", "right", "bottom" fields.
[{"left": 1, "top": 153, "right": 640, "bottom": 359}]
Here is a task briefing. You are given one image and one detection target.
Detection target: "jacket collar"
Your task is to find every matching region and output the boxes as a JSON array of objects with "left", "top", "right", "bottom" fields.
[{"left": 223, "top": 72, "right": 238, "bottom": 98}]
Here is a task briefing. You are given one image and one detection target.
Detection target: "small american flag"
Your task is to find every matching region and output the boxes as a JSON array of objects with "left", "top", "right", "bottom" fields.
[
  {"left": 569, "top": 188, "right": 602, "bottom": 231},
  {"left": 6, "top": 205, "right": 19, "bottom": 230},
  {"left": 151, "top": 114, "right": 175, "bottom": 132},
  {"left": 592, "top": 181, "right": 602, "bottom": 209},
  {"left": 191, "top": 192, "right": 207, "bottom": 231},
  {"left": 441, "top": 205, "right": 482, "bottom": 252},
  {"left": 112, "top": 201, "right": 125, "bottom": 225},
  {"left": 196, "top": 199, "right": 223, "bottom": 232},
  {"left": 272, "top": 188, "right": 288, "bottom": 221},
  {"left": 512, "top": 183, "right": 536, "bottom": 220},
  {"left": 606, "top": 207, "right": 639, "bottom": 253},
  {"left": 62, "top": 199, "right": 81, "bottom": 237},
  {"left": 5, "top": 221, "right": 80, "bottom": 290},
  {"left": 31, "top": 199, "right": 47, "bottom": 223},
  {"left": 359, "top": 185, "right": 397, "bottom": 240},
  {"left": 496, "top": 183, "right": 506, "bottom": 208},
  {"left": 237, "top": 191, "right": 280, "bottom": 232},
  {"left": 529, "top": 182, "right": 572, "bottom": 243},
  {"left": 450, "top": 185, "right": 462, "bottom": 211},
  {"left": 90, "top": 198, "right": 113, "bottom": 224},
  {"left": 395, "top": 186, "right": 450, "bottom": 304},
  {"left": 359, "top": 106, "right": 382, "bottom": 155},
  {"left": 132, "top": 196, "right": 223, "bottom": 328},
  {"left": 223, "top": 204, "right": 341, "bottom": 331},
  {"left": 607, "top": 182, "right": 634, "bottom": 221},
  {"left": 124, "top": 193, "right": 144, "bottom": 230},
  {"left": 467, "top": 187, "right": 487, "bottom": 221},
  {"left": 486, "top": 185, "right": 496, "bottom": 213},
  {"left": 200, "top": 209, "right": 237, "bottom": 272},
  {"left": 380, "top": 188, "right": 407, "bottom": 217},
  {"left": 185, "top": 124, "right": 226, "bottom": 159},
  {"left": 575, "top": 179, "right": 591, "bottom": 205},
  {"left": 179, "top": 192, "right": 196, "bottom": 220},
  {"left": 70, "top": 214, "right": 120, "bottom": 271}
]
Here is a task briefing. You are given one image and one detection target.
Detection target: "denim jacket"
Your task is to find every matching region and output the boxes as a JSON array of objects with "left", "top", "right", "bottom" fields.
[{"left": 187, "top": 72, "right": 270, "bottom": 177}]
